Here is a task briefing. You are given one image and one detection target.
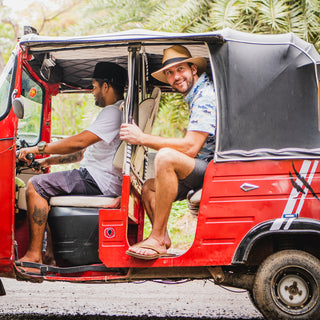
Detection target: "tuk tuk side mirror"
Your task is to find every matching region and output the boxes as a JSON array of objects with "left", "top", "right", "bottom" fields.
[{"left": 12, "top": 95, "right": 25, "bottom": 119}]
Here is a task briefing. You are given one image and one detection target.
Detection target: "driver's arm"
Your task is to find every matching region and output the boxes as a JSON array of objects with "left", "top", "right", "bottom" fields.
[
  {"left": 42, "top": 150, "right": 85, "bottom": 166},
  {"left": 18, "top": 130, "right": 100, "bottom": 162}
]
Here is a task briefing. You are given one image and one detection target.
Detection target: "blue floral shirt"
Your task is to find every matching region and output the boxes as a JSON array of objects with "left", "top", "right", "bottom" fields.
[{"left": 185, "top": 73, "right": 216, "bottom": 162}]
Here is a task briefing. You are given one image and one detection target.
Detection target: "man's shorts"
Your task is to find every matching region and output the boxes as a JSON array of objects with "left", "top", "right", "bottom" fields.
[
  {"left": 175, "top": 158, "right": 208, "bottom": 201},
  {"left": 31, "top": 167, "right": 102, "bottom": 202}
]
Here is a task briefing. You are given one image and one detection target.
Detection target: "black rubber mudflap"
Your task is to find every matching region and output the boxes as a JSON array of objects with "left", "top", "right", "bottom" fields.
[{"left": 0, "top": 279, "right": 6, "bottom": 296}]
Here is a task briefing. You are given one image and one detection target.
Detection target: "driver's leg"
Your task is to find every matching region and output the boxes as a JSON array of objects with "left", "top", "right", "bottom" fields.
[
  {"left": 19, "top": 180, "right": 49, "bottom": 265},
  {"left": 18, "top": 168, "right": 101, "bottom": 268}
]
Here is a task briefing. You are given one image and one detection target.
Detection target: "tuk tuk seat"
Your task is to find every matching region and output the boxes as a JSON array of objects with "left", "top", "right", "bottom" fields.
[
  {"left": 49, "top": 195, "right": 120, "bottom": 208},
  {"left": 113, "top": 87, "right": 161, "bottom": 175},
  {"left": 131, "top": 87, "right": 161, "bottom": 177}
]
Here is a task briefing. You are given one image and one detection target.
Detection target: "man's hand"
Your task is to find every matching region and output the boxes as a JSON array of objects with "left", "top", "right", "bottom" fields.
[
  {"left": 18, "top": 146, "right": 38, "bottom": 164},
  {"left": 33, "top": 157, "right": 50, "bottom": 173},
  {"left": 120, "top": 122, "right": 144, "bottom": 145}
]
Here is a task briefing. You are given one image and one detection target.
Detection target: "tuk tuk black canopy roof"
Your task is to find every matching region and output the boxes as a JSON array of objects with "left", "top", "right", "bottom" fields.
[
  {"left": 19, "top": 28, "right": 320, "bottom": 161},
  {"left": 209, "top": 29, "right": 320, "bottom": 161}
]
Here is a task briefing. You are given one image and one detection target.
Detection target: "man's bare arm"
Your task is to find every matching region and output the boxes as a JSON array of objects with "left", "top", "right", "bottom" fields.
[
  {"left": 46, "top": 150, "right": 85, "bottom": 166},
  {"left": 120, "top": 122, "right": 208, "bottom": 158},
  {"left": 18, "top": 130, "right": 101, "bottom": 162}
]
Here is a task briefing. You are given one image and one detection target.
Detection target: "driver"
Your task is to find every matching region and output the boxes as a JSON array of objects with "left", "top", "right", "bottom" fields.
[{"left": 17, "top": 61, "right": 127, "bottom": 271}]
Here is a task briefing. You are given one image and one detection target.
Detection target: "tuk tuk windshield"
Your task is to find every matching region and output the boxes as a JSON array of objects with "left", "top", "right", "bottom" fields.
[
  {"left": 17, "top": 70, "right": 44, "bottom": 146},
  {"left": 0, "top": 54, "right": 15, "bottom": 119}
]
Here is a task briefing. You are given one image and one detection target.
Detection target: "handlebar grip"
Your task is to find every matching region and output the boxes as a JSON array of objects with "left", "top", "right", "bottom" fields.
[{"left": 26, "top": 153, "right": 35, "bottom": 161}]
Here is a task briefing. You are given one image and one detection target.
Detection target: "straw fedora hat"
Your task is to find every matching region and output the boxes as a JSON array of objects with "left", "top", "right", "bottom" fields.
[{"left": 151, "top": 45, "right": 207, "bottom": 84}]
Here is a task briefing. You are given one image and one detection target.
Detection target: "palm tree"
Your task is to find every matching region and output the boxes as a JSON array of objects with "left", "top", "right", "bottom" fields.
[
  {"left": 209, "top": 0, "right": 320, "bottom": 50},
  {"left": 144, "top": 0, "right": 211, "bottom": 32},
  {"left": 65, "top": 0, "right": 161, "bottom": 35},
  {"left": 143, "top": 0, "right": 320, "bottom": 50}
]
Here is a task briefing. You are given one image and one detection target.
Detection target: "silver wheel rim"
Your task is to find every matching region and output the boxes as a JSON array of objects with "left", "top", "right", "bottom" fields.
[
  {"left": 277, "top": 274, "right": 309, "bottom": 307},
  {"left": 272, "top": 266, "right": 318, "bottom": 314}
]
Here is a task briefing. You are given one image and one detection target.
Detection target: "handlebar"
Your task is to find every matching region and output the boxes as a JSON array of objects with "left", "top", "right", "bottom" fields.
[
  {"left": 26, "top": 153, "right": 35, "bottom": 162},
  {"left": 16, "top": 152, "right": 44, "bottom": 173}
]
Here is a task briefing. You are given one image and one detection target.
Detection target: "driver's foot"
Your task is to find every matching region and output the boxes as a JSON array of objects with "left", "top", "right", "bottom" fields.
[
  {"left": 42, "top": 253, "right": 56, "bottom": 266},
  {"left": 16, "top": 252, "right": 43, "bottom": 274}
]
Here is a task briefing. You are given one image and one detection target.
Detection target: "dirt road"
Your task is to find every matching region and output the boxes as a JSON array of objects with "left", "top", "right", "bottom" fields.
[{"left": 0, "top": 278, "right": 263, "bottom": 319}]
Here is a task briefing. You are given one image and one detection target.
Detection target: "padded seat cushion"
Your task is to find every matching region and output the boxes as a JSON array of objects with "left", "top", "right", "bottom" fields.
[{"left": 50, "top": 195, "right": 120, "bottom": 208}]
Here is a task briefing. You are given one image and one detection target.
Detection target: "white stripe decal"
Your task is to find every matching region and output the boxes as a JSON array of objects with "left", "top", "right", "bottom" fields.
[
  {"left": 295, "top": 160, "right": 319, "bottom": 215},
  {"left": 284, "top": 218, "right": 295, "bottom": 230},
  {"left": 270, "top": 218, "right": 285, "bottom": 231},
  {"left": 282, "top": 160, "right": 312, "bottom": 217}
]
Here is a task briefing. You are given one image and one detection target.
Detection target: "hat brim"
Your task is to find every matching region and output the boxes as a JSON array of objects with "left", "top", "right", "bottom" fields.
[{"left": 151, "top": 57, "right": 207, "bottom": 84}]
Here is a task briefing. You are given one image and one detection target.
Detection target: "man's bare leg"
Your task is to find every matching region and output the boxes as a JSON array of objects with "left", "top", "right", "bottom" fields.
[
  {"left": 141, "top": 179, "right": 171, "bottom": 249},
  {"left": 128, "top": 148, "right": 195, "bottom": 257},
  {"left": 42, "top": 225, "right": 56, "bottom": 266},
  {"left": 19, "top": 180, "right": 49, "bottom": 267}
]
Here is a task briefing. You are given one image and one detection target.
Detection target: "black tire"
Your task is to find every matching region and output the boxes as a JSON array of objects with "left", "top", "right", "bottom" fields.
[{"left": 253, "top": 250, "right": 320, "bottom": 320}]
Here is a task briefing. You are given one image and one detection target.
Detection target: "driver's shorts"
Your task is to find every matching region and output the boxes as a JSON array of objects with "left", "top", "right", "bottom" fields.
[
  {"left": 31, "top": 167, "right": 102, "bottom": 202},
  {"left": 175, "top": 158, "right": 209, "bottom": 201}
]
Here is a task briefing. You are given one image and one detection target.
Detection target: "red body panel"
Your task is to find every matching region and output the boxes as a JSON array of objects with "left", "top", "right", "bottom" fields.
[
  {"left": 0, "top": 129, "right": 16, "bottom": 274},
  {"left": 99, "top": 159, "right": 320, "bottom": 268},
  {"left": 0, "top": 50, "right": 57, "bottom": 275},
  {"left": 0, "top": 49, "right": 23, "bottom": 275}
]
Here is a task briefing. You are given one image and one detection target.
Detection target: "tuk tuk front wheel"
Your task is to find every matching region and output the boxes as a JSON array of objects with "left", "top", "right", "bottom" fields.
[{"left": 253, "top": 250, "right": 320, "bottom": 320}]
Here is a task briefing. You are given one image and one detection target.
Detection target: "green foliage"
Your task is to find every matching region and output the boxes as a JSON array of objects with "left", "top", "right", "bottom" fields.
[
  {"left": 0, "top": 23, "right": 15, "bottom": 62},
  {"left": 1, "top": 0, "right": 320, "bottom": 62},
  {"left": 144, "top": 200, "right": 197, "bottom": 249},
  {"left": 152, "top": 93, "right": 189, "bottom": 138},
  {"left": 0, "top": 60, "right": 12, "bottom": 115},
  {"left": 255, "top": 0, "right": 290, "bottom": 32},
  {"left": 65, "top": 0, "right": 161, "bottom": 35},
  {"left": 50, "top": 93, "right": 97, "bottom": 173},
  {"left": 51, "top": 93, "right": 97, "bottom": 136},
  {"left": 0, "top": 6, "right": 17, "bottom": 65},
  {"left": 202, "top": 0, "right": 320, "bottom": 50},
  {"left": 144, "top": 0, "right": 211, "bottom": 32}
]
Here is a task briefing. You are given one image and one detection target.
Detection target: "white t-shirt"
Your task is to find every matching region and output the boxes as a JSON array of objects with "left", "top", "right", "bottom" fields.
[{"left": 80, "top": 100, "right": 123, "bottom": 196}]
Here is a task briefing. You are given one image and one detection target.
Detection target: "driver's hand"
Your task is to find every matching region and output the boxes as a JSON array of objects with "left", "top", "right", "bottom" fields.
[
  {"left": 17, "top": 147, "right": 37, "bottom": 164},
  {"left": 33, "top": 157, "right": 50, "bottom": 173}
]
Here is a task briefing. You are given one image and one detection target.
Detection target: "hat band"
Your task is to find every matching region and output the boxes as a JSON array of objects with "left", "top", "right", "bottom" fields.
[{"left": 162, "top": 57, "right": 189, "bottom": 68}]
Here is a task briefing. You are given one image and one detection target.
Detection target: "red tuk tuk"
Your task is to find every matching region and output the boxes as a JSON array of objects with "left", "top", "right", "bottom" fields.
[{"left": 1, "top": 27, "right": 320, "bottom": 320}]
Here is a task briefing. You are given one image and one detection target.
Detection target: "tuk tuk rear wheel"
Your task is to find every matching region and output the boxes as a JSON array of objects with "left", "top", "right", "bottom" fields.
[{"left": 253, "top": 250, "right": 320, "bottom": 320}]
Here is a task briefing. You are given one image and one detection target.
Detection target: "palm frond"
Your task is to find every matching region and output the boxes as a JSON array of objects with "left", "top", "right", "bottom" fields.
[
  {"left": 145, "top": 0, "right": 210, "bottom": 32},
  {"left": 153, "top": 93, "right": 188, "bottom": 138},
  {"left": 287, "top": 0, "right": 320, "bottom": 42},
  {"left": 255, "top": 0, "right": 289, "bottom": 33},
  {"left": 208, "top": 0, "right": 243, "bottom": 30},
  {"left": 65, "top": 0, "right": 159, "bottom": 35}
]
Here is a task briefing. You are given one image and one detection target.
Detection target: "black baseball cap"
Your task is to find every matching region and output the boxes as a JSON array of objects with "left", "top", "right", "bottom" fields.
[{"left": 91, "top": 62, "right": 127, "bottom": 87}]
